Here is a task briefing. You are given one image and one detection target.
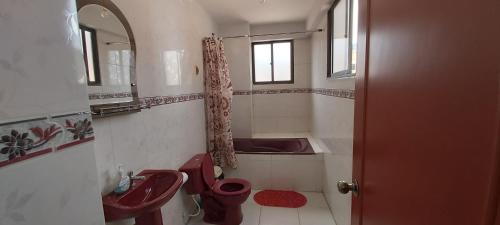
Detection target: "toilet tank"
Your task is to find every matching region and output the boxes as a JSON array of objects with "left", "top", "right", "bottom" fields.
[{"left": 179, "top": 154, "right": 206, "bottom": 195}]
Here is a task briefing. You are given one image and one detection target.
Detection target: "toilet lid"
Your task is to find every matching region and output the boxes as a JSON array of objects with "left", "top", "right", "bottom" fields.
[{"left": 202, "top": 154, "right": 216, "bottom": 188}]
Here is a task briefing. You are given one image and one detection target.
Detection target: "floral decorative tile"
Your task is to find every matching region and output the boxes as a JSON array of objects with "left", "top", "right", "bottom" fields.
[
  {"left": 0, "top": 112, "right": 96, "bottom": 168},
  {"left": 0, "top": 118, "right": 61, "bottom": 168},
  {"left": 52, "top": 113, "right": 95, "bottom": 151}
]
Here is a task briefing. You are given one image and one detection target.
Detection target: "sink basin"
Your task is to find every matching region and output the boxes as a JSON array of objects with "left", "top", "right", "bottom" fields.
[{"left": 102, "top": 170, "right": 183, "bottom": 225}]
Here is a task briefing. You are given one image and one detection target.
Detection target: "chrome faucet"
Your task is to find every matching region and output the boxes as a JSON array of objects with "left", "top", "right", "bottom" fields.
[
  {"left": 128, "top": 171, "right": 146, "bottom": 181},
  {"left": 127, "top": 171, "right": 146, "bottom": 190}
]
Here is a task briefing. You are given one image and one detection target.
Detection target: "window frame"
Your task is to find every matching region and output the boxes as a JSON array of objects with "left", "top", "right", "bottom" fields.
[
  {"left": 252, "top": 40, "right": 294, "bottom": 85},
  {"left": 80, "top": 24, "right": 102, "bottom": 86},
  {"left": 327, "top": 0, "right": 356, "bottom": 79}
]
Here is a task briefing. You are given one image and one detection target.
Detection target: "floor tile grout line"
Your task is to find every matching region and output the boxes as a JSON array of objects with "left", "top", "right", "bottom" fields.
[
  {"left": 297, "top": 207, "right": 301, "bottom": 225},
  {"left": 258, "top": 206, "right": 262, "bottom": 225}
]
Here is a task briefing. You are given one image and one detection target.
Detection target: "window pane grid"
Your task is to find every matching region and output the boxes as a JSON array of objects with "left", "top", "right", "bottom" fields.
[{"left": 252, "top": 40, "right": 293, "bottom": 84}]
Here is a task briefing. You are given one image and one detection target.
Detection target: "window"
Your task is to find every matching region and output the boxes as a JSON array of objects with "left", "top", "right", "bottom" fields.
[
  {"left": 80, "top": 25, "right": 101, "bottom": 85},
  {"left": 327, "top": 0, "right": 358, "bottom": 78},
  {"left": 252, "top": 40, "right": 294, "bottom": 84}
]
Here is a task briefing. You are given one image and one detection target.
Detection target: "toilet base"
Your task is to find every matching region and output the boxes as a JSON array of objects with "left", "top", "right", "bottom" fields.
[
  {"left": 135, "top": 209, "right": 163, "bottom": 225},
  {"left": 202, "top": 205, "right": 243, "bottom": 225},
  {"left": 201, "top": 195, "right": 244, "bottom": 225},
  {"left": 221, "top": 205, "right": 243, "bottom": 225}
]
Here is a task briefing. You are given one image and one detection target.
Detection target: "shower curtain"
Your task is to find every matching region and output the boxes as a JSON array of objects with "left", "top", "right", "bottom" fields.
[{"left": 202, "top": 36, "right": 237, "bottom": 168}]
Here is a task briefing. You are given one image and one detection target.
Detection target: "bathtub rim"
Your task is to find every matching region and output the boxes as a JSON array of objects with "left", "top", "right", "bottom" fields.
[{"left": 233, "top": 137, "right": 316, "bottom": 155}]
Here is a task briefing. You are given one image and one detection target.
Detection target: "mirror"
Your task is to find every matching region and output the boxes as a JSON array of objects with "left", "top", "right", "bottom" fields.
[{"left": 77, "top": 0, "right": 139, "bottom": 117}]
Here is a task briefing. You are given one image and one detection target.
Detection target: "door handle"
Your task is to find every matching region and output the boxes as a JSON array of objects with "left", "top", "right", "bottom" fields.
[{"left": 337, "top": 179, "right": 359, "bottom": 196}]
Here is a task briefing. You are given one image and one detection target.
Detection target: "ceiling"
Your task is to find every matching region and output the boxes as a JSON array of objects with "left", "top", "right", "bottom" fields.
[{"left": 196, "top": 0, "right": 323, "bottom": 25}]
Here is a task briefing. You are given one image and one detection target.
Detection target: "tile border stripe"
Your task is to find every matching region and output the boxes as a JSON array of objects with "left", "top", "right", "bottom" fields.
[
  {"left": 0, "top": 111, "right": 95, "bottom": 168},
  {"left": 0, "top": 148, "right": 52, "bottom": 168},
  {"left": 89, "top": 92, "right": 133, "bottom": 100},
  {"left": 139, "top": 93, "right": 205, "bottom": 109},
  {"left": 311, "top": 88, "right": 355, "bottom": 99},
  {"left": 123, "top": 88, "right": 355, "bottom": 110},
  {"left": 57, "top": 136, "right": 95, "bottom": 151},
  {"left": 232, "top": 88, "right": 355, "bottom": 99}
]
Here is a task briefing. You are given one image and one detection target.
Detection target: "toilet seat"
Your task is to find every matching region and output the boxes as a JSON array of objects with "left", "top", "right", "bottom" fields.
[
  {"left": 201, "top": 154, "right": 251, "bottom": 196},
  {"left": 213, "top": 178, "right": 251, "bottom": 196}
]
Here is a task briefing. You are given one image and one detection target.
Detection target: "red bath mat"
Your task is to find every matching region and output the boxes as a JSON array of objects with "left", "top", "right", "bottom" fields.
[{"left": 254, "top": 190, "right": 307, "bottom": 208}]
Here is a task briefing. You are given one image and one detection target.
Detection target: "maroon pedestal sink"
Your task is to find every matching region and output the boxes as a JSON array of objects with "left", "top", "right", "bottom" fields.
[{"left": 102, "top": 170, "right": 183, "bottom": 225}]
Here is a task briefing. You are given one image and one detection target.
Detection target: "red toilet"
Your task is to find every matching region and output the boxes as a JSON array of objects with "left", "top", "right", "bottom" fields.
[{"left": 179, "top": 154, "right": 251, "bottom": 225}]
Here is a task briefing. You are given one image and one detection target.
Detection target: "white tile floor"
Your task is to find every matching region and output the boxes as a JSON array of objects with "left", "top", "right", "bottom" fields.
[{"left": 188, "top": 190, "right": 336, "bottom": 225}]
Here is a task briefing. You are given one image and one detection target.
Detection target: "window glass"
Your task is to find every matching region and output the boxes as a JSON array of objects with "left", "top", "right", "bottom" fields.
[
  {"left": 254, "top": 44, "right": 273, "bottom": 82},
  {"left": 351, "top": 0, "right": 358, "bottom": 74},
  {"left": 80, "top": 25, "right": 101, "bottom": 85},
  {"left": 328, "top": 0, "right": 359, "bottom": 78},
  {"left": 84, "top": 30, "right": 97, "bottom": 82},
  {"left": 273, "top": 42, "right": 292, "bottom": 81},
  {"left": 332, "top": 0, "right": 349, "bottom": 75}
]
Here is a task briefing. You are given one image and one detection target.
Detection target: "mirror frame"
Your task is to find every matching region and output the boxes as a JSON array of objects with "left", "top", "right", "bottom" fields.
[{"left": 77, "top": 0, "right": 140, "bottom": 118}]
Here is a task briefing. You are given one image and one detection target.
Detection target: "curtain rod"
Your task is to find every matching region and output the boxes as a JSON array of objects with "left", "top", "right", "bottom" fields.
[{"left": 212, "top": 29, "right": 323, "bottom": 40}]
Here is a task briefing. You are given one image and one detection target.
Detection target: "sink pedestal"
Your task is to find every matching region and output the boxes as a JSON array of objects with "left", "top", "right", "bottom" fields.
[{"left": 135, "top": 209, "right": 163, "bottom": 225}]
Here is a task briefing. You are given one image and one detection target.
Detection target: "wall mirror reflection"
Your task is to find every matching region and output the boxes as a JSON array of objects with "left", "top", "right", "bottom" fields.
[{"left": 77, "top": 0, "right": 140, "bottom": 117}]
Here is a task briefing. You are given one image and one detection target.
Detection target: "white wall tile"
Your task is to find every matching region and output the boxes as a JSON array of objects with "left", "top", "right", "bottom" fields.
[
  {"left": 232, "top": 95, "right": 253, "bottom": 138},
  {"left": 238, "top": 154, "right": 272, "bottom": 161},
  {"left": 310, "top": 15, "right": 355, "bottom": 225},
  {"left": 92, "top": 120, "right": 119, "bottom": 195},
  {"left": 271, "top": 159, "right": 323, "bottom": 192},
  {"left": 252, "top": 94, "right": 311, "bottom": 134},
  {"left": 227, "top": 153, "right": 323, "bottom": 192},
  {"left": 224, "top": 159, "right": 272, "bottom": 190},
  {"left": 220, "top": 24, "right": 254, "bottom": 137},
  {"left": 0, "top": 144, "right": 105, "bottom": 225},
  {"left": 294, "top": 39, "right": 312, "bottom": 65},
  {"left": 112, "top": 0, "right": 217, "bottom": 97},
  {"left": 106, "top": 113, "right": 148, "bottom": 173},
  {"left": 0, "top": 0, "right": 90, "bottom": 121},
  {"left": 221, "top": 24, "right": 252, "bottom": 91},
  {"left": 0, "top": 1, "right": 105, "bottom": 225}
]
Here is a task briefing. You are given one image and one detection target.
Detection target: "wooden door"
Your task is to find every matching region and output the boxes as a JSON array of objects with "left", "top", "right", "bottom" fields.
[{"left": 352, "top": 0, "right": 500, "bottom": 225}]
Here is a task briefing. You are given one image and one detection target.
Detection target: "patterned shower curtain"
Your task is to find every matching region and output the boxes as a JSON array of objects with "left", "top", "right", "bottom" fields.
[{"left": 202, "top": 37, "right": 238, "bottom": 168}]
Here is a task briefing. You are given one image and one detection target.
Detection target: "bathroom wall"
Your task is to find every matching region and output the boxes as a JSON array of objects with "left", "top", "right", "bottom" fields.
[
  {"left": 91, "top": 0, "right": 217, "bottom": 225},
  {"left": 225, "top": 153, "right": 324, "bottom": 192},
  {"left": 0, "top": 1, "right": 105, "bottom": 225},
  {"left": 222, "top": 22, "right": 313, "bottom": 135},
  {"left": 251, "top": 22, "right": 312, "bottom": 134},
  {"left": 220, "top": 24, "right": 254, "bottom": 138},
  {"left": 310, "top": 16, "right": 355, "bottom": 225}
]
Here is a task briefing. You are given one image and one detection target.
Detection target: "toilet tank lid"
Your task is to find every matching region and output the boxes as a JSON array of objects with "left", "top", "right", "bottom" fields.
[{"left": 179, "top": 154, "right": 205, "bottom": 172}]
